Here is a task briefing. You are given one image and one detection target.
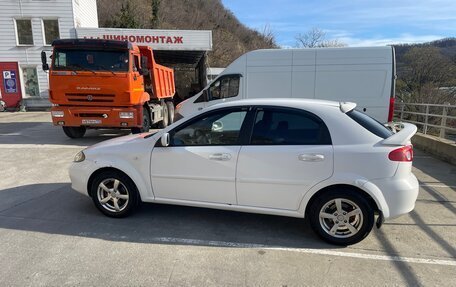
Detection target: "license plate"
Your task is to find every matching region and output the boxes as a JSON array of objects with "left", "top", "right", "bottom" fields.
[{"left": 82, "top": 119, "right": 102, "bottom": 124}]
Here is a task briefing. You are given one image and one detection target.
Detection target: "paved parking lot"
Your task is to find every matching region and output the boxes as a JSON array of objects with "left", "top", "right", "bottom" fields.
[{"left": 0, "top": 112, "right": 455, "bottom": 286}]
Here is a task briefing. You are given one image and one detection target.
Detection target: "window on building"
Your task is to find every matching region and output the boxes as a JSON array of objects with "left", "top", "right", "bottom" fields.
[
  {"left": 15, "top": 19, "right": 33, "bottom": 45},
  {"left": 22, "top": 67, "right": 40, "bottom": 97},
  {"left": 43, "top": 19, "right": 60, "bottom": 45}
]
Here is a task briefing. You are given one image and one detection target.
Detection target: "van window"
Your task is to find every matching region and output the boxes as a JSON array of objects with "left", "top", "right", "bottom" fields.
[
  {"left": 209, "top": 75, "right": 240, "bottom": 101},
  {"left": 250, "top": 108, "right": 331, "bottom": 145},
  {"left": 347, "top": 110, "right": 393, "bottom": 139}
]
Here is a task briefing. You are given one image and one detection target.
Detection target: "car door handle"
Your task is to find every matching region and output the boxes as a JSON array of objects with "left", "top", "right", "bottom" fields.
[
  {"left": 299, "top": 154, "right": 325, "bottom": 162},
  {"left": 198, "top": 107, "right": 203, "bottom": 111},
  {"left": 209, "top": 153, "right": 231, "bottom": 161}
]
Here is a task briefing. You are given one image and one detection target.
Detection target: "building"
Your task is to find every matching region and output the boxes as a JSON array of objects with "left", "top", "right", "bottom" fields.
[
  {"left": 0, "top": 0, "right": 213, "bottom": 110},
  {"left": 0, "top": 0, "right": 98, "bottom": 109}
]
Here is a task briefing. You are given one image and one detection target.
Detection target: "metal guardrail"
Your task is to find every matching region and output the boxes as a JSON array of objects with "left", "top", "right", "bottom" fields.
[{"left": 394, "top": 102, "right": 456, "bottom": 140}]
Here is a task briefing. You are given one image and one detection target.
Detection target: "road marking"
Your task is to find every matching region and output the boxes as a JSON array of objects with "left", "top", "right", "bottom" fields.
[
  {"left": 0, "top": 144, "right": 88, "bottom": 149},
  {"left": 420, "top": 184, "right": 456, "bottom": 188},
  {"left": 146, "top": 237, "right": 456, "bottom": 266}
]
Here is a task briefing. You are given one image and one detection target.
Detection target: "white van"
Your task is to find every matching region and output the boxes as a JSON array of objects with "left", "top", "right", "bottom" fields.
[{"left": 175, "top": 46, "right": 396, "bottom": 123}]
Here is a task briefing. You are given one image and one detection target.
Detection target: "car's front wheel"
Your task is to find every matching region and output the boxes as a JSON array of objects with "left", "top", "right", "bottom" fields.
[
  {"left": 90, "top": 170, "right": 140, "bottom": 218},
  {"left": 308, "top": 189, "right": 375, "bottom": 245}
]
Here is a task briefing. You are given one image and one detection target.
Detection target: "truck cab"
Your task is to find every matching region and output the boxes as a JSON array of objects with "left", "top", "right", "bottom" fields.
[{"left": 43, "top": 39, "right": 175, "bottom": 138}]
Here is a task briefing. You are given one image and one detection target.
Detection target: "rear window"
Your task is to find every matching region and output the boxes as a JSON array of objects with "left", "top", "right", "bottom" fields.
[{"left": 347, "top": 110, "right": 393, "bottom": 139}]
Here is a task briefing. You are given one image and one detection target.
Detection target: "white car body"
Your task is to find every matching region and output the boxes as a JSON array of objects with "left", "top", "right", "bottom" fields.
[
  {"left": 70, "top": 99, "right": 418, "bottom": 244},
  {"left": 176, "top": 47, "right": 396, "bottom": 123}
]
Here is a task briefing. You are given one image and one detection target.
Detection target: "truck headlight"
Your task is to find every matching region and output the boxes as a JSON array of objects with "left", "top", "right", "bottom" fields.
[
  {"left": 119, "top": 112, "right": 134, "bottom": 119},
  {"left": 74, "top": 151, "right": 85, "bottom": 162},
  {"left": 51, "top": 110, "right": 64, "bottom": 117}
]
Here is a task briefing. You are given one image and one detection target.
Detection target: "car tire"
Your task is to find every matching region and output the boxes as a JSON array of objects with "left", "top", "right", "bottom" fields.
[
  {"left": 166, "top": 101, "right": 175, "bottom": 124},
  {"left": 131, "top": 107, "right": 150, "bottom": 134},
  {"left": 308, "top": 188, "right": 375, "bottom": 245},
  {"left": 159, "top": 101, "right": 169, "bottom": 128},
  {"left": 62, "top": 126, "right": 86, "bottom": 138},
  {"left": 90, "top": 170, "right": 140, "bottom": 218}
]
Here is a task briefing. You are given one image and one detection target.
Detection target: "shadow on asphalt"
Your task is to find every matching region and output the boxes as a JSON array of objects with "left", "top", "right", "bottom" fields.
[
  {"left": 0, "top": 121, "right": 132, "bottom": 146},
  {"left": 0, "top": 183, "right": 335, "bottom": 250}
]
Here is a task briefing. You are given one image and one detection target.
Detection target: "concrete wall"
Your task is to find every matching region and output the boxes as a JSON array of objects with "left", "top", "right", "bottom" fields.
[{"left": 412, "top": 133, "right": 456, "bottom": 165}]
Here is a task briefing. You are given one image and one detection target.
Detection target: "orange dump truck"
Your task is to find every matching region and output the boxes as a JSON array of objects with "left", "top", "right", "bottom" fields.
[{"left": 41, "top": 38, "right": 175, "bottom": 138}]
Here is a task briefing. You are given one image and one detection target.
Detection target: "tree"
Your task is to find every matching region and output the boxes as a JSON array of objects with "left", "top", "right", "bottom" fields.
[
  {"left": 295, "top": 27, "right": 346, "bottom": 48},
  {"left": 150, "top": 0, "right": 161, "bottom": 28},
  {"left": 111, "top": 0, "right": 141, "bottom": 29},
  {"left": 397, "top": 46, "right": 456, "bottom": 103}
]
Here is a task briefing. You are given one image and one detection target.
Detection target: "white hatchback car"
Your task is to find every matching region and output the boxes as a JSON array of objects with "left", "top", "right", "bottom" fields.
[{"left": 70, "top": 99, "right": 419, "bottom": 245}]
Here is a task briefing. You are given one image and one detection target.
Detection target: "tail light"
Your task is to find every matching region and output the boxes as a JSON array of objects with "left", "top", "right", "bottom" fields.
[
  {"left": 387, "top": 97, "right": 395, "bottom": 122},
  {"left": 388, "top": 145, "right": 413, "bottom": 162}
]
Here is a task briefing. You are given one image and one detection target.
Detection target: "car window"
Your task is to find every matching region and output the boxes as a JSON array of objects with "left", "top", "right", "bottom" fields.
[
  {"left": 209, "top": 75, "right": 240, "bottom": 101},
  {"left": 347, "top": 110, "right": 393, "bottom": 139},
  {"left": 171, "top": 109, "right": 247, "bottom": 146},
  {"left": 250, "top": 108, "right": 331, "bottom": 145}
]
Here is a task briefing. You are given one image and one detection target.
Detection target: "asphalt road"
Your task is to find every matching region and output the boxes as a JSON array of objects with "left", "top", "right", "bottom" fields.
[{"left": 0, "top": 112, "right": 455, "bottom": 286}]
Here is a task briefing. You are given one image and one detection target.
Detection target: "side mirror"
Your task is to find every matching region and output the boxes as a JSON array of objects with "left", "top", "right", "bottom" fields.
[
  {"left": 41, "top": 51, "right": 49, "bottom": 71},
  {"left": 203, "top": 89, "right": 209, "bottom": 102},
  {"left": 160, "top": 132, "right": 170, "bottom": 147}
]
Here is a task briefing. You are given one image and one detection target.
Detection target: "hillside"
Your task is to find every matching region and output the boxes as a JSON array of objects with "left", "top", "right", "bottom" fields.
[
  {"left": 394, "top": 38, "right": 456, "bottom": 62},
  {"left": 97, "top": 0, "right": 276, "bottom": 67}
]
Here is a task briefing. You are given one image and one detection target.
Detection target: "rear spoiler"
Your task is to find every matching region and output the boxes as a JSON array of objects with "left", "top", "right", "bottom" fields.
[
  {"left": 340, "top": 102, "right": 356, "bottom": 113},
  {"left": 381, "top": 123, "right": 417, "bottom": 146}
]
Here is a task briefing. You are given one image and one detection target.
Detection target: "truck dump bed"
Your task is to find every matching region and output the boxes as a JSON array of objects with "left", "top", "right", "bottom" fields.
[{"left": 139, "top": 46, "right": 175, "bottom": 100}]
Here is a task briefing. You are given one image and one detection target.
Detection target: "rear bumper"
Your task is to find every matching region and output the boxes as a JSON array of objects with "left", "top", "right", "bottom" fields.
[
  {"left": 51, "top": 106, "right": 142, "bottom": 128},
  {"left": 364, "top": 173, "right": 419, "bottom": 219}
]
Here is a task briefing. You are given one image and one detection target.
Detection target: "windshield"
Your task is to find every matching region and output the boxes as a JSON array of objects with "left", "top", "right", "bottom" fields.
[{"left": 52, "top": 48, "right": 129, "bottom": 72}]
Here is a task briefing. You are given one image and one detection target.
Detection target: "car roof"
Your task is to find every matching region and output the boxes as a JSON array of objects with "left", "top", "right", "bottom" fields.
[{"left": 208, "top": 98, "right": 353, "bottom": 111}]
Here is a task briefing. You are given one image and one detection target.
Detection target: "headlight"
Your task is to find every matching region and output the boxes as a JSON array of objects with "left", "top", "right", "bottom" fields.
[
  {"left": 74, "top": 151, "right": 85, "bottom": 162},
  {"left": 51, "top": 110, "right": 64, "bottom": 117},
  {"left": 119, "top": 112, "right": 134, "bottom": 119}
]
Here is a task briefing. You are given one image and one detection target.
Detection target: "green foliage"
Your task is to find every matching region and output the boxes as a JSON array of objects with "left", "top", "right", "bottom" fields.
[
  {"left": 150, "top": 0, "right": 161, "bottom": 28},
  {"left": 396, "top": 46, "right": 456, "bottom": 104},
  {"left": 111, "top": 0, "right": 141, "bottom": 29}
]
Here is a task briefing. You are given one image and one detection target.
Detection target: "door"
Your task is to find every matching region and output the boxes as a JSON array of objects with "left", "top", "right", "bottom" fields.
[
  {"left": 0, "top": 62, "right": 22, "bottom": 108},
  {"left": 236, "top": 107, "right": 334, "bottom": 210},
  {"left": 151, "top": 107, "right": 249, "bottom": 204}
]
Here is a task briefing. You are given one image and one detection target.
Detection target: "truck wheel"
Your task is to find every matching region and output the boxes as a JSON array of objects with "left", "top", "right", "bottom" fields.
[
  {"left": 131, "top": 107, "right": 150, "bottom": 134},
  {"left": 62, "top": 126, "right": 86, "bottom": 138},
  {"left": 166, "top": 101, "right": 175, "bottom": 124},
  {"left": 159, "top": 102, "right": 169, "bottom": 128}
]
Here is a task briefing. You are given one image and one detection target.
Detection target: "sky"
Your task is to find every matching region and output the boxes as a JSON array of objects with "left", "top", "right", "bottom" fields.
[{"left": 221, "top": 0, "right": 456, "bottom": 47}]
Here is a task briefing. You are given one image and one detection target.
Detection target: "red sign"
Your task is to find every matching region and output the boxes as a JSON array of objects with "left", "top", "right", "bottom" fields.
[{"left": 85, "top": 35, "right": 184, "bottom": 44}]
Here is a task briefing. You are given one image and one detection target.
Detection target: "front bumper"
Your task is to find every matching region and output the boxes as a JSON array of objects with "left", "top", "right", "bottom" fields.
[
  {"left": 365, "top": 173, "right": 419, "bottom": 219},
  {"left": 69, "top": 159, "right": 99, "bottom": 197},
  {"left": 51, "top": 106, "right": 142, "bottom": 128}
]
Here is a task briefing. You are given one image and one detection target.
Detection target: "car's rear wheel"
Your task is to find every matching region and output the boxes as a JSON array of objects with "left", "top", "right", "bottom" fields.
[
  {"left": 309, "top": 189, "right": 374, "bottom": 245},
  {"left": 62, "top": 126, "right": 86, "bottom": 138},
  {"left": 90, "top": 170, "right": 140, "bottom": 218}
]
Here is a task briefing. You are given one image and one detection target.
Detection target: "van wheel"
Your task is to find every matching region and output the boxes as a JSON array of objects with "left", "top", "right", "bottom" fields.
[
  {"left": 131, "top": 107, "right": 150, "bottom": 134},
  {"left": 166, "top": 101, "right": 175, "bottom": 124},
  {"left": 62, "top": 126, "right": 86, "bottom": 138},
  {"left": 308, "top": 189, "right": 374, "bottom": 245},
  {"left": 159, "top": 102, "right": 169, "bottom": 128}
]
